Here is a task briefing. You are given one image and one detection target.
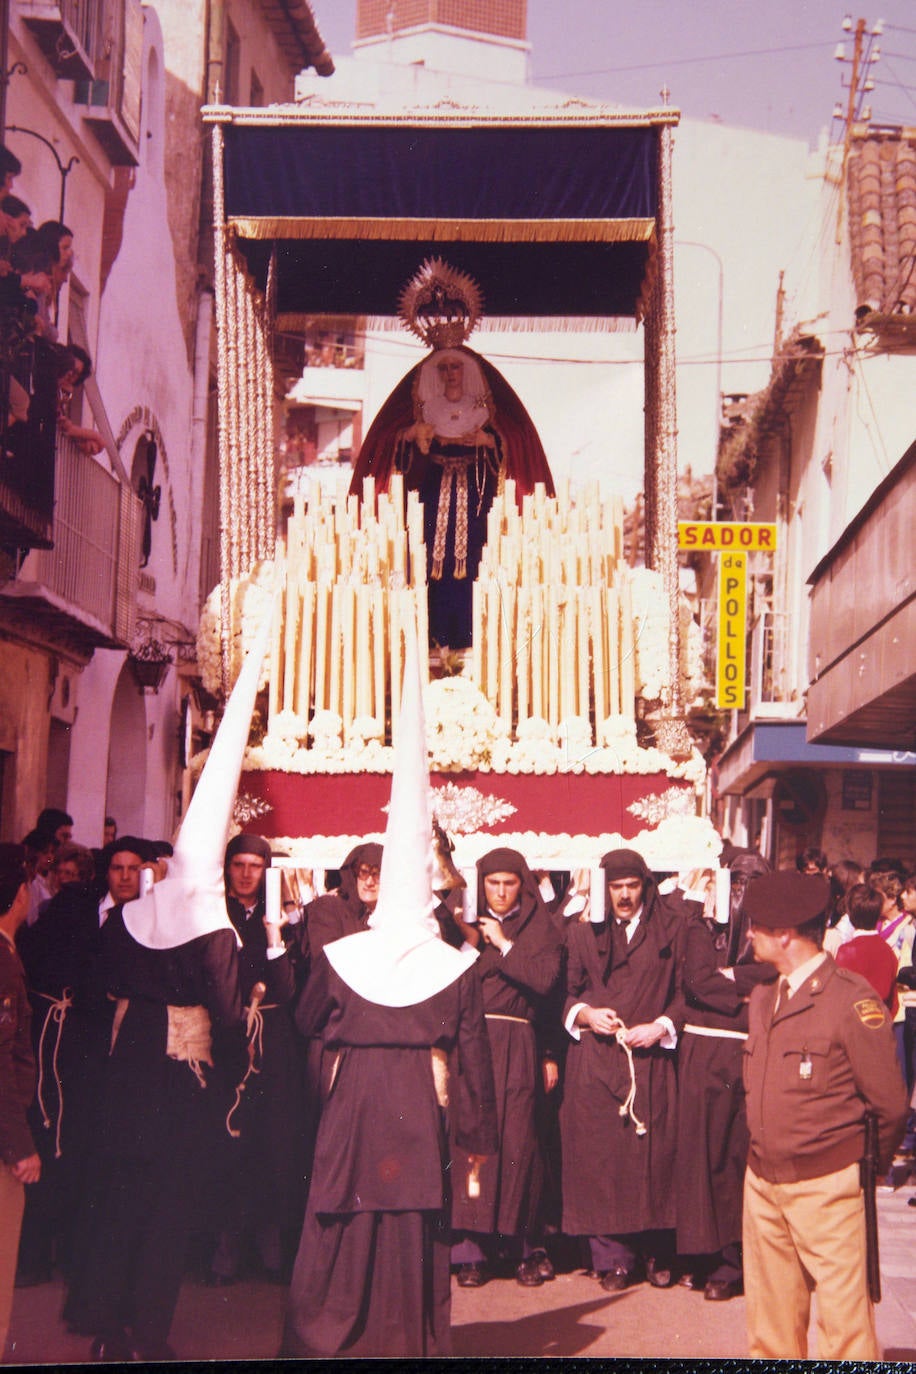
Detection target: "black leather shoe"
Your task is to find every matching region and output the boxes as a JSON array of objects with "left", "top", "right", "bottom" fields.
[
  {"left": 531, "top": 1248, "right": 556, "bottom": 1281},
  {"left": 677, "top": 1270, "right": 704, "bottom": 1290},
  {"left": 456, "top": 1262, "right": 488, "bottom": 1288},
  {"left": 646, "top": 1257, "right": 674, "bottom": 1289},
  {"left": 704, "top": 1277, "right": 743, "bottom": 1301},
  {"left": 599, "top": 1265, "right": 635, "bottom": 1292},
  {"left": 515, "top": 1257, "right": 545, "bottom": 1287}
]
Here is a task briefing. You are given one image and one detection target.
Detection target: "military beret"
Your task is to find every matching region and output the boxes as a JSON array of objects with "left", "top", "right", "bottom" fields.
[{"left": 742, "top": 871, "right": 831, "bottom": 930}]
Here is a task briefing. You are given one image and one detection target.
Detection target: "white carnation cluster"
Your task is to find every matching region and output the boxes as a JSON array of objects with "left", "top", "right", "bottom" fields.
[
  {"left": 240, "top": 681, "right": 705, "bottom": 785},
  {"left": 197, "top": 561, "right": 275, "bottom": 696},
  {"left": 424, "top": 676, "right": 504, "bottom": 772},
  {"left": 268, "top": 812, "right": 721, "bottom": 875},
  {"left": 628, "top": 567, "right": 670, "bottom": 701}
]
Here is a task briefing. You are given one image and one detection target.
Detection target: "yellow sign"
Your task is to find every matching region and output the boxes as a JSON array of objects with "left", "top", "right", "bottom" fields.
[
  {"left": 717, "top": 553, "right": 747, "bottom": 710},
  {"left": 678, "top": 521, "right": 777, "bottom": 552}
]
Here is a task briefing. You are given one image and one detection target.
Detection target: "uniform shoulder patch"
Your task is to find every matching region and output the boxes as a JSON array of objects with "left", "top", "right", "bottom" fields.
[{"left": 854, "top": 997, "right": 888, "bottom": 1029}]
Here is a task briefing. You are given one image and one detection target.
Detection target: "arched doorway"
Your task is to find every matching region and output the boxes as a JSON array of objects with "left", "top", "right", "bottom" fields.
[{"left": 106, "top": 661, "right": 148, "bottom": 834}]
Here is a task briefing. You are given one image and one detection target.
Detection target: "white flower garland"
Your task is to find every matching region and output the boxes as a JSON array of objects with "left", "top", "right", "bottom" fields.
[{"left": 266, "top": 813, "right": 721, "bottom": 874}]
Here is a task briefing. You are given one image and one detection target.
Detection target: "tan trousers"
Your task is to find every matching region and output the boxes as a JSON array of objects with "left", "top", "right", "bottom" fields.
[
  {"left": 0, "top": 1164, "right": 25, "bottom": 1359},
  {"left": 743, "top": 1161, "right": 879, "bottom": 1360}
]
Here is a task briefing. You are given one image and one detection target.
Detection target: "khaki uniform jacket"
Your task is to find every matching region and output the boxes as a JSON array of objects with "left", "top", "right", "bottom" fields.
[{"left": 743, "top": 954, "right": 907, "bottom": 1183}]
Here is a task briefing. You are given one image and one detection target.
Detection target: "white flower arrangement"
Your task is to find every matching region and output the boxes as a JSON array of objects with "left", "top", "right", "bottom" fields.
[
  {"left": 198, "top": 561, "right": 275, "bottom": 695},
  {"left": 307, "top": 710, "right": 344, "bottom": 749},
  {"left": 628, "top": 567, "right": 670, "bottom": 701},
  {"left": 266, "top": 812, "right": 722, "bottom": 874},
  {"left": 424, "top": 676, "right": 502, "bottom": 772}
]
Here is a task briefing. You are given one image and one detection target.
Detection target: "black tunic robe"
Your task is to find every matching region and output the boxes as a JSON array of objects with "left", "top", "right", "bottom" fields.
[
  {"left": 283, "top": 955, "right": 497, "bottom": 1359},
  {"left": 560, "top": 895, "right": 686, "bottom": 1237},
  {"left": 208, "top": 893, "right": 304, "bottom": 1255},
  {"left": 16, "top": 883, "right": 112, "bottom": 1276},
  {"left": 66, "top": 908, "right": 243, "bottom": 1352},
  {"left": 675, "top": 912, "right": 776, "bottom": 1256},
  {"left": 451, "top": 896, "right": 563, "bottom": 1238}
]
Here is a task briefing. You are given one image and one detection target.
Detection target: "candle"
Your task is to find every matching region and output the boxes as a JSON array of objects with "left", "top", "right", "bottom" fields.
[
  {"left": 267, "top": 569, "right": 284, "bottom": 721},
  {"left": 265, "top": 867, "right": 281, "bottom": 925},
  {"left": 547, "top": 587, "right": 559, "bottom": 728},
  {"left": 589, "top": 867, "right": 605, "bottom": 923},
  {"left": 561, "top": 591, "right": 575, "bottom": 721},
  {"left": 329, "top": 584, "right": 342, "bottom": 720},
  {"left": 620, "top": 579, "right": 635, "bottom": 717},
  {"left": 314, "top": 582, "right": 329, "bottom": 714},
  {"left": 296, "top": 582, "right": 315, "bottom": 719},
  {"left": 388, "top": 470, "right": 404, "bottom": 515},
  {"left": 283, "top": 580, "right": 300, "bottom": 716},
  {"left": 471, "top": 581, "right": 483, "bottom": 690},
  {"left": 591, "top": 585, "right": 606, "bottom": 732},
  {"left": 372, "top": 586, "right": 385, "bottom": 727},
  {"left": 389, "top": 591, "right": 402, "bottom": 739},
  {"left": 342, "top": 583, "right": 356, "bottom": 733},
  {"left": 605, "top": 587, "right": 620, "bottom": 716},
  {"left": 357, "top": 585, "right": 373, "bottom": 719},
  {"left": 486, "top": 583, "right": 499, "bottom": 704},
  {"left": 576, "top": 589, "right": 589, "bottom": 734},
  {"left": 530, "top": 584, "right": 543, "bottom": 721},
  {"left": 499, "top": 583, "right": 514, "bottom": 724},
  {"left": 517, "top": 584, "right": 530, "bottom": 725}
]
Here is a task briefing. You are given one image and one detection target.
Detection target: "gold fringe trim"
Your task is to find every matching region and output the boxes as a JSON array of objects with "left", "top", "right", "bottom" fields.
[{"left": 228, "top": 216, "right": 656, "bottom": 244}]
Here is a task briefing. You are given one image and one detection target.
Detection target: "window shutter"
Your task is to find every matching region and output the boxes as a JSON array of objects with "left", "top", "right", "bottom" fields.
[{"left": 119, "top": 0, "right": 144, "bottom": 144}]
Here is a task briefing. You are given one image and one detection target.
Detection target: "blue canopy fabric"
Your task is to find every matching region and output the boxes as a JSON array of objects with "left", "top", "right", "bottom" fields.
[{"left": 215, "top": 113, "right": 671, "bottom": 319}]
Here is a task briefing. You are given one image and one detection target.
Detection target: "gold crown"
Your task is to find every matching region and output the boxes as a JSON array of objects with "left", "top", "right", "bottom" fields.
[{"left": 398, "top": 258, "right": 484, "bottom": 350}]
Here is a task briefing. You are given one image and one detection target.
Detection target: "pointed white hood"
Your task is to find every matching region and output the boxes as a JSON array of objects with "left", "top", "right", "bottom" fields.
[
  {"left": 325, "top": 609, "right": 477, "bottom": 1007},
  {"left": 122, "top": 613, "right": 271, "bottom": 950}
]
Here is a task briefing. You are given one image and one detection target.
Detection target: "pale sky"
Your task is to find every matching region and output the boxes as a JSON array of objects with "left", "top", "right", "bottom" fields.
[{"left": 311, "top": 1, "right": 916, "bottom": 148}]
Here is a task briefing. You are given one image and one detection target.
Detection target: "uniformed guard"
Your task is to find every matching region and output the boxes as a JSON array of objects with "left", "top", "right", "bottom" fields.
[{"left": 741, "top": 870, "right": 908, "bottom": 1360}]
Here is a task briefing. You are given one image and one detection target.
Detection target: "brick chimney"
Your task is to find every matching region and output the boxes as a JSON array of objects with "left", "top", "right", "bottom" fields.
[
  {"left": 356, "top": 1, "right": 527, "bottom": 42},
  {"left": 354, "top": 0, "right": 529, "bottom": 81}
]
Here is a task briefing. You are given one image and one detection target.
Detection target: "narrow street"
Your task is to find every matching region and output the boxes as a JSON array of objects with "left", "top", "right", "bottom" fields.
[{"left": 7, "top": 1186, "right": 916, "bottom": 1363}]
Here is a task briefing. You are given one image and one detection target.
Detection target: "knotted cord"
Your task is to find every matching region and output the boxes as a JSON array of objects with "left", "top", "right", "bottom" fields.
[
  {"left": 36, "top": 988, "right": 73, "bottom": 1158},
  {"left": 225, "top": 984, "right": 271, "bottom": 1139},
  {"left": 613, "top": 1021, "right": 648, "bottom": 1137}
]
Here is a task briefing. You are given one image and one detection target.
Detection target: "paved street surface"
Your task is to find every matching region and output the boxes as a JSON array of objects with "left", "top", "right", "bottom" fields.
[{"left": 6, "top": 1185, "right": 916, "bottom": 1363}]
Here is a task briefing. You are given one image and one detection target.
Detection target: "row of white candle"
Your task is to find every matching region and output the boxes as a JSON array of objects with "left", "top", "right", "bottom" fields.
[
  {"left": 471, "top": 480, "right": 634, "bottom": 738},
  {"left": 471, "top": 576, "right": 637, "bottom": 732},
  {"left": 268, "top": 474, "right": 427, "bottom": 740}
]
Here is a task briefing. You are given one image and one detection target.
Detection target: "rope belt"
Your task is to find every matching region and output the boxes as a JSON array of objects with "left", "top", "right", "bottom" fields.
[
  {"left": 484, "top": 1013, "right": 530, "bottom": 1025},
  {"left": 36, "top": 988, "right": 73, "bottom": 1159},
  {"left": 612, "top": 1024, "right": 648, "bottom": 1137},
  {"left": 225, "top": 1002, "right": 278, "bottom": 1137},
  {"left": 683, "top": 1023, "right": 748, "bottom": 1041},
  {"left": 165, "top": 1004, "right": 213, "bottom": 1088}
]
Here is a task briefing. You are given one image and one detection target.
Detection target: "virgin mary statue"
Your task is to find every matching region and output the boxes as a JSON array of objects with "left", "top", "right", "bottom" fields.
[{"left": 349, "top": 259, "right": 554, "bottom": 650}]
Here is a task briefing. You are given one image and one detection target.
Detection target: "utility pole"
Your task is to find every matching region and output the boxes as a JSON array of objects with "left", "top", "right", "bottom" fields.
[{"left": 834, "top": 15, "right": 882, "bottom": 243}]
